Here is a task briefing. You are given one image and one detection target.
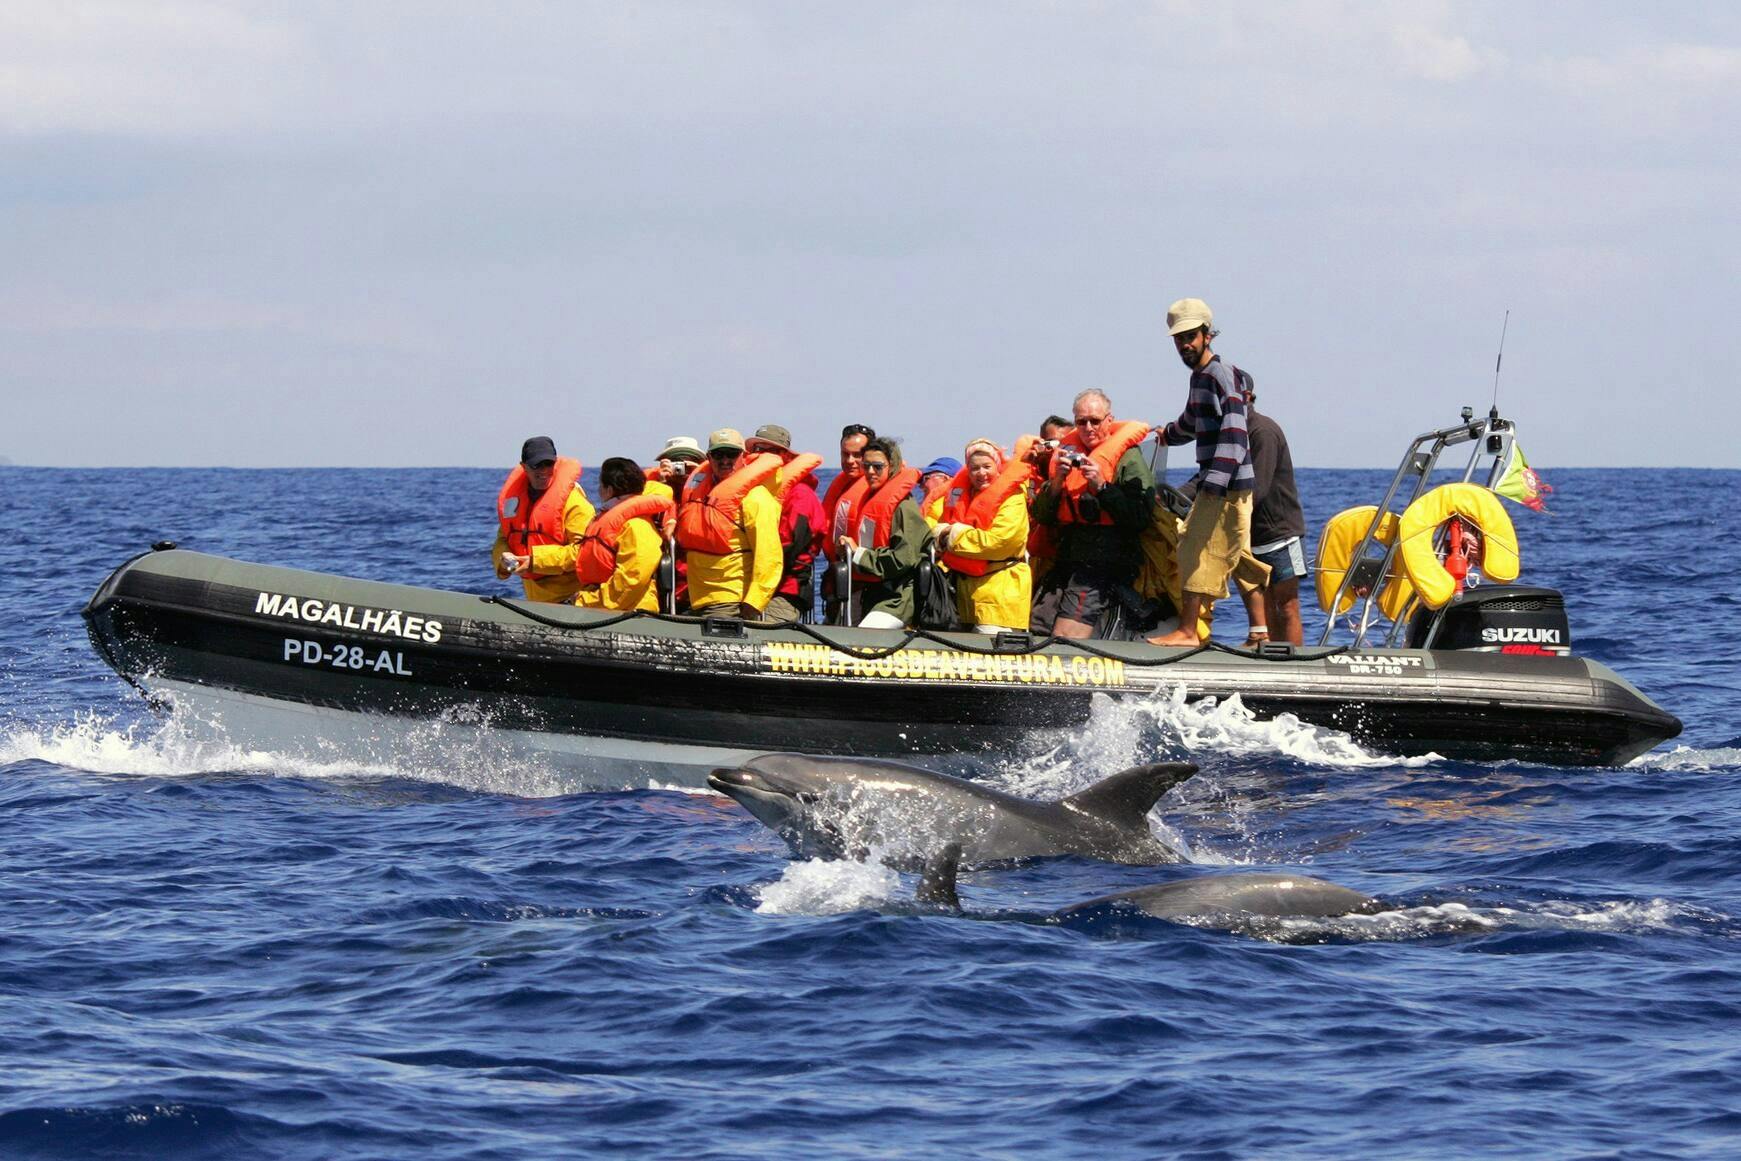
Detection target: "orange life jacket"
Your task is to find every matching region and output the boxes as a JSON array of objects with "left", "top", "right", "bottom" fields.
[
  {"left": 574, "top": 494, "right": 675, "bottom": 584},
  {"left": 497, "top": 456, "right": 584, "bottom": 555},
  {"left": 823, "top": 472, "right": 861, "bottom": 525},
  {"left": 941, "top": 460, "right": 1035, "bottom": 576},
  {"left": 921, "top": 472, "right": 953, "bottom": 520},
  {"left": 1055, "top": 421, "right": 1150, "bottom": 525},
  {"left": 775, "top": 453, "right": 825, "bottom": 503},
  {"left": 852, "top": 466, "right": 922, "bottom": 581},
  {"left": 828, "top": 475, "right": 871, "bottom": 560},
  {"left": 674, "top": 452, "right": 782, "bottom": 555}
]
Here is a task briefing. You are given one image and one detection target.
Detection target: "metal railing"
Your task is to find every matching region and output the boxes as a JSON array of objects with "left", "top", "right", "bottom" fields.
[{"left": 1317, "top": 405, "right": 1515, "bottom": 648}]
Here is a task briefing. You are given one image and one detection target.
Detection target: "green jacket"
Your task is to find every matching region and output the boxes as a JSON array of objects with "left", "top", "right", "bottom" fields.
[{"left": 853, "top": 499, "right": 930, "bottom": 625}]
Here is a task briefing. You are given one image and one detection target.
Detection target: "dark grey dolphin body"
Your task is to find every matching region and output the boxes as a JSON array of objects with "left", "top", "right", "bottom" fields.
[
  {"left": 1058, "top": 872, "right": 1383, "bottom": 922},
  {"left": 707, "top": 752, "right": 1198, "bottom": 870},
  {"left": 916, "top": 844, "right": 1383, "bottom": 929}
]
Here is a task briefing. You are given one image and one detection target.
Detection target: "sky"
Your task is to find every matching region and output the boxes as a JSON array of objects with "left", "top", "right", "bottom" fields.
[{"left": 2, "top": 1, "right": 1736, "bottom": 468}]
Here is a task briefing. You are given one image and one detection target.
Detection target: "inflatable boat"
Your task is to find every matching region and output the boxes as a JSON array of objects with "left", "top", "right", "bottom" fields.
[{"left": 84, "top": 546, "right": 1680, "bottom": 780}]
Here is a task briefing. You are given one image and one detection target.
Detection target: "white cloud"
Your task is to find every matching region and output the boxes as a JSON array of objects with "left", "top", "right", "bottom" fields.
[
  {"left": 0, "top": 1, "right": 300, "bottom": 135},
  {"left": 1391, "top": 23, "right": 1492, "bottom": 82}
]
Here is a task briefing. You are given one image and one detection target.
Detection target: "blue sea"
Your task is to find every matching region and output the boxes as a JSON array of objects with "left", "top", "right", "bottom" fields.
[{"left": 2, "top": 464, "right": 1738, "bottom": 1159}]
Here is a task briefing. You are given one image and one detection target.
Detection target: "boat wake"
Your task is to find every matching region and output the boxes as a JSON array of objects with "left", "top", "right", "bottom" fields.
[
  {"left": 992, "top": 684, "right": 1438, "bottom": 799},
  {"left": 0, "top": 709, "right": 579, "bottom": 798},
  {"left": 1628, "top": 744, "right": 1741, "bottom": 773}
]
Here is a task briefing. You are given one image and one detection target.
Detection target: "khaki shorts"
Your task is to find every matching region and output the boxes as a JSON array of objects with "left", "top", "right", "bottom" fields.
[{"left": 1179, "top": 491, "right": 1253, "bottom": 597}]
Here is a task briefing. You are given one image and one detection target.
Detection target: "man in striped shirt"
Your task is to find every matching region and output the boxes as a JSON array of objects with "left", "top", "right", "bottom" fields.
[{"left": 1148, "top": 298, "right": 1258, "bottom": 647}]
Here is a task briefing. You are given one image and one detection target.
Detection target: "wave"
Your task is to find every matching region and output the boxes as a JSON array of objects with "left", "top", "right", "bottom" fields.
[
  {"left": 747, "top": 860, "right": 1735, "bottom": 945},
  {"left": 1207, "top": 893, "right": 1735, "bottom": 945}
]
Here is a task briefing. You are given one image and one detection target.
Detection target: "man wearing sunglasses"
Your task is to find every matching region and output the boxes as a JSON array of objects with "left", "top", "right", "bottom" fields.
[
  {"left": 1029, "top": 390, "right": 1156, "bottom": 638},
  {"left": 836, "top": 438, "right": 927, "bottom": 629},
  {"left": 676, "top": 428, "right": 784, "bottom": 621},
  {"left": 1148, "top": 298, "right": 1257, "bottom": 647}
]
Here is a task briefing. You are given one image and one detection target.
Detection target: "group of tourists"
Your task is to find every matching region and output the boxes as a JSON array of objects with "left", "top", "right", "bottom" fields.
[{"left": 492, "top": 298, "right": 1308, "bottom": 648}]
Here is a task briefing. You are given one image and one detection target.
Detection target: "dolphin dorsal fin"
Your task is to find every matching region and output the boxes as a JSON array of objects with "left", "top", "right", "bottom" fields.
[
  {"left": 1058, "top": 762, "right": 1198, "bottom": 827},
  {"left": 916, "top": 843, "right": 963, "bottom": 910}
]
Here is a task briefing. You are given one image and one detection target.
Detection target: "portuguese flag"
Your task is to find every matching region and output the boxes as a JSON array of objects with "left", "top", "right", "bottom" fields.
[{"left": 1495, "top": 443, "right": 1554, "bottom": 513}]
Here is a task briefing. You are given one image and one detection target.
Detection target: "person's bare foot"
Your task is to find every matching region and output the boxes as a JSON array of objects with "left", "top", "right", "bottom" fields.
[{"left": 1146, "top": 628, "right": 1202, "bottom": 647}]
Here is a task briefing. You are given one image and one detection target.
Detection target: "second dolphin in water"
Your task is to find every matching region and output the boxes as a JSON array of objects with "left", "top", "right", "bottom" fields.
[
  {"left": 708, "top": 752, "right": 1198, "bottom": 870},
  {"left": 914, "top": 844, "right": 1386, "bottom": 928}
]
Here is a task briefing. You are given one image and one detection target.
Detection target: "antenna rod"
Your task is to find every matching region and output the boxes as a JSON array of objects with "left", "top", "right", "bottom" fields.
[{"left": 1492, "top": 310, "right": 1510, "bottom": 411}]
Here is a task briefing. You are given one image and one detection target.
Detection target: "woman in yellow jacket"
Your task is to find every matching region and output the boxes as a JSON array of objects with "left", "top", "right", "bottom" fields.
[
  {"left": 573, "top": 458, "right": 670, "bottom": 612},
  {"left": 933, "top": 438, "right": 1033, "bottom": 633}
]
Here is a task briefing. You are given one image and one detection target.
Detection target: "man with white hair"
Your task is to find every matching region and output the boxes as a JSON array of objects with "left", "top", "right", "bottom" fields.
[
  {"left": 1149, "top": 298, "right": 1256, "bottom": 647},
  {"left": 1028, "top": 387, "right": 1156, "bottom": 638}
]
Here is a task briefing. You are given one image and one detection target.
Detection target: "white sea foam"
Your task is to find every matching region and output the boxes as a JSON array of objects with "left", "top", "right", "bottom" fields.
[
  {"left": 1628, "top": 744, "right": 1741, "bottom": 773},
  {"left": 0, "top": 709, "right": 577, "bottom": 798},
  {"left": 1, "top": 712, "right": 322, "bottom": 779},
  {"left": 979, "top": 684, "right": 1433, "bottom": 865},
  {"left": 1481, "top": 895, "right": 1721, "bottom": 933},
  {"left": 754, "top": 857, "right": 901, "bottom": 915},
  {"left": 1231, "top": 894, "right": 1726, "bottom": 944},
  {"left": 997, "top": 685, "right": 1434, "bottom": 800}
]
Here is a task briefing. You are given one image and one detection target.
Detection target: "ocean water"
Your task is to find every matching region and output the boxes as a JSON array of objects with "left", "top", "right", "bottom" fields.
[{"left": 2, "top": 464, "right": 1738, "bottom": 1160}]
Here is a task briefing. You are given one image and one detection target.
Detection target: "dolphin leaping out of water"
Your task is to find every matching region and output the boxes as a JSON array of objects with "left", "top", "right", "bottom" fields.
[
  {"left": 915, "top": 842, "right": 1385, "bottom": 928},
  {"left": 707, "top": 752, "right": 1198, "bottom": 870}
]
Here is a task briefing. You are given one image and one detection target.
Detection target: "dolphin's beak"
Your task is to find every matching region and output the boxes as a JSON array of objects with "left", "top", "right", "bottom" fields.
[{"left": 707, "top": 767, "right": 754, "bottom": 794}]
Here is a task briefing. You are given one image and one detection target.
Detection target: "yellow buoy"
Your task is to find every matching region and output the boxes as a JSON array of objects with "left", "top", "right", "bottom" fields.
[
  {"left": 1396, "top": 483, "right": 1521, "bottom": 610},
  {"left": 1314, "top": 505, "right": 1415, "bottom": 620}
]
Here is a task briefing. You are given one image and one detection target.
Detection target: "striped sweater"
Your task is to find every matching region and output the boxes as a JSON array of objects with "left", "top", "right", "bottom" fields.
[{"left": 1161, "top": 355, "right": 1254, "bottom": 496}]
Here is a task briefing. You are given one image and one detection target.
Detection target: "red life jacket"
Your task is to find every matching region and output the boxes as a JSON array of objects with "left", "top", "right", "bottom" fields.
[
  {"left": 497, "top": 456, "right": 585, "bottom": 554},
  {"left": 941, "top": 460, "right": 1035, "bottom": 576},
  {"left": 852, "top": 466, "right": 922, "bottom": 582},
  {"left": 775, "top": 453, "right": 825, "bottom": 503},
  {"left": 574, "top": 494, "right": 675, "bottom": 584},
  {"left": 674, "top": 453, "right": 782, "bottom": 555},
  {"left": 1055, "top": 421, "right": 1150, "bottom": 525}
]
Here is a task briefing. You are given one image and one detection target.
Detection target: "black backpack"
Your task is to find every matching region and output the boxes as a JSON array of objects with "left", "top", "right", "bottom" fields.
[{"left": 913, "top": 543, "right": 960, "bottom": 631}]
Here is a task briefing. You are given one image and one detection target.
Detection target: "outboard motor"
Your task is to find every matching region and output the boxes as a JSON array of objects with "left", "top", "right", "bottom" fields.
[{"left": 1407, "top": 584, "right": 1571, "bottom": 655}]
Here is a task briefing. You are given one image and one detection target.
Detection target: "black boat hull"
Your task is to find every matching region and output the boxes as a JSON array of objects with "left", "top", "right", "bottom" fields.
[{"left": 83, "top": 550, "right": 1683, "bottom": 777}]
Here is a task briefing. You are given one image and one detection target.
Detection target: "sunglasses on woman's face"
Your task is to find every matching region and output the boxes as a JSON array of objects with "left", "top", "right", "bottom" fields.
[{"left": 862, "top": 460, "right": 889, "bottom": 475}]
